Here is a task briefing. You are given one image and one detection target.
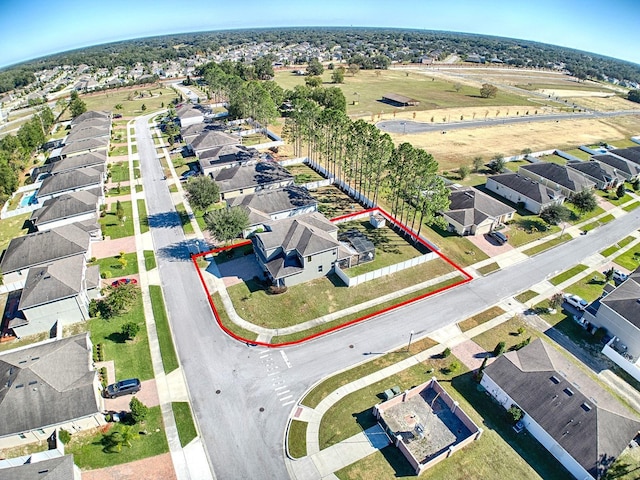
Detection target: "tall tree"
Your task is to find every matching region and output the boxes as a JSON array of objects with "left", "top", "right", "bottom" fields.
[
  {"left": 570, "top": 189, "right": 597, "bottom": 215},
  {"left": 205, "top": 207, "right": 250, "bottom": 244},
  {"left": 184, "top": 176, "right": 220, "bottom": 211},
  {"left": 306, "top": 58, "right": 324, "bottom": 76},
  {"left": 228, "top": 81, "right": 278, "bottom": 127},
  {"left": 331, "top": 67, "right": 345, "bottom": 84},
  {"left": 480, "top": 83, "right": 498, "bottom": 98}
]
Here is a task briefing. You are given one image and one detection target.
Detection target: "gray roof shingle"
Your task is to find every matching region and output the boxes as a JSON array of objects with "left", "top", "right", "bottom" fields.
[
  {"left": 70, "top": 110, "right": 110, "bottom": 126},
  {"left": 567, "top": 161, "right": 626, "bottom": 185},
  {"left": 484, "top": 340, "right": 640, "bottom": 479},
  {"left": 213, "top": 161, "right": 293, "bottom": 194},
  {"left": 190, "top": 130, "right": 240, "bottom": 153},
  {"left": 0, "top": 455, "right": 77, "bottom": 480},
  {"left": 444, "top": 187, "right": 515, "bottom": 227},
  {"left": 30, "top": 189, "right": 100, "bottom": 227},
  {"left": 49, "top": 151, "right": 107, "bottom": 175},
  {"left": 0, "top": 334, "right": 99, "bottom": 437},
  {"left": 600, "top": 271, "right": 640, "bottom": 329},
  {"left": 226, "top": 186, "right": 317, "bottom": 225},
  {"left": 37, "top": 167, "right": 102, "bottom": 198},
  {"left": 19, "top": 255, "right": 85, "bottom": 309},
  {"left": 592, "top": 154, "right": 640, "bottom": 177},
  {"left": 60, "top": 136, "right": 109, "bottom": 156},
  {"left": 521, "top": 163, "right": 595, "bottom": 193},
  {"left": 488, "top": 173, "right": 564, "bottom": 203},
  {"left": 0, "top": 224, "right": 90, "bottom": 274},
  {"left": 610, "top": 146, "right": 640, "bottom": 166}
]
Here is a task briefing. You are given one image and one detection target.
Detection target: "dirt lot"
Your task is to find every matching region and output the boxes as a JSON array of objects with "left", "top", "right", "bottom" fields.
[{"left": 388, "top": 114, "right": 640, "bottom": 170}]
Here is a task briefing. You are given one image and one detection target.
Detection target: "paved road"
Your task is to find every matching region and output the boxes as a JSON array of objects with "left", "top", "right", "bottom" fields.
[
  {"left": 377, "top": 109, "right": 640, "bottom": 134},
  {"left": 136, "top": 115, "right": 640, "bottom": 480}
]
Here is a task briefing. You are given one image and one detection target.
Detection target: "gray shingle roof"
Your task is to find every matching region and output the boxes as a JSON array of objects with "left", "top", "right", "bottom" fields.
[
  {"left": 0, "top": 224, "right": 90, "bottom": 274},
  {"left": 30, "top": 189, "right": 100, "bottom": 227},
  {"left": 592, "top": 155, "right": 640, "bottom": 177},
  {"left": 444, "top": 187, "right": 515, "bottom": 227},
  {"left": 61, "top": 136, "right": 109, "bottom": 156},
  {"left": 256, "top": 212, "right": 339, "bottom": 279},
  {"left": 176, "top": 104, "right": 204, "bottom": 120},
  {"left": 213, "top": 161, "right": 293, "bottom": 194},
  {"left": 19, "top": 255, "right": 85, "bottom": 309},
  {"left": 70, "top": 117, "right": 110, "bottom": 130},
  {"left": 226, "top": 186, "right": 317, "bottom": 225},
  {"left": 567, "top": 161, "right": 626, "bottom": 184},
  {"left": 521, "top": 163, "right": 595, "bottom": 193},
  {"left": 0, "top": 334, "right": 99, "bottom": 437},
  {"left": 600, "top": 272, "right": 640, "bottom": 329},
  {"left": 37, "top": 167, "right": 102, "bottom": 198},
  {"left": 180, "top": 122, "right": 223, "bottom": 143},
  {"left": 49, "top": 151, "right": 107, "bottom": 175},
  {"left": 70, "top": 110, "right": 110, "bottom": 126},
  {"left": 190, "top": 130, "right": 240, "bottom": 153},
  {"left": 484, "top": 340, "right": 640, "bottom": 479},
  {"left": 488, "top": 173, "right": 564, "bottom": 203},
  {"left": 610, "top": 146, "right": 640, "bottom": 166},
  {"left": 0, "top": 455, "right": 77, "bottom": 480},
  {"left": 198, "top": 145, "right": 259, "bottom": 172},
  {"left": 65, "top": 125, "right": 110, "bottom": 143}
]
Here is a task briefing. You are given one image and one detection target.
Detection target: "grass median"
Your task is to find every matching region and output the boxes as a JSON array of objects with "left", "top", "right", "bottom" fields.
[{"left": 150, "top": 285, "right": 179, "bottom": 374}]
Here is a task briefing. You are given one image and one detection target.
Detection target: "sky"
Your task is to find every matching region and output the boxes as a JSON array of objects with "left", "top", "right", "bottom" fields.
[{"left": 1, "top": 0, "right": 639, "bottom": 69}]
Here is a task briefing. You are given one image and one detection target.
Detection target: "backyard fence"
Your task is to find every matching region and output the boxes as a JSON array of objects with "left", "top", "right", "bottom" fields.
[{"left": 334, "top": 252, "right": 437, "bottom": 287}]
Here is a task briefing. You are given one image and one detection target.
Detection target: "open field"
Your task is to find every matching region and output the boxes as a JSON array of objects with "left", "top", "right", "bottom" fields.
[
  {"left": 565, "top": 95, "right": 640, "bottom": 112},
  {"left": 0, "top": 213, "right": 30, "bottom": 253},
  {"left": 69, "top": 85, "right": 179, "bottom": 118},
  {"left": 273, "top": 69, "right": 536, "bottom": 118}
]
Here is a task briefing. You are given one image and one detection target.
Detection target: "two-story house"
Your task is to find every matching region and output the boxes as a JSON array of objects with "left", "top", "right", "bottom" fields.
[{"left": 441, "top": 186, "right": 515, "bottom": 236}]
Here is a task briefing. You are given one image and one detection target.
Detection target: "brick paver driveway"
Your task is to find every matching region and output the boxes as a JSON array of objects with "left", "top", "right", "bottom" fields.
[
  {"left": 103, "top": 379, "right": 159, "bottom": 412},
  {"left": 466, "top": 229, "right": 514, "bottom": 258},
  {"left": 92, "top": 236, "right": 137, "bottom": 258},
  {"left": 82, "top": 452, "right": 176, "bottom": 480}
]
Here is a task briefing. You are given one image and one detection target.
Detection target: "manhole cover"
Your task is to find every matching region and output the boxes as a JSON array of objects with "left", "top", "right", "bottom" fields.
[
  {"left": 349, "top": 344, "right": 354, "bottom": 349},
  {"left": 216, "top": 390, "right": 221, "bottom": 394},
  {"left": 259, "top": 407, "right": 265, "bottom": 412}
]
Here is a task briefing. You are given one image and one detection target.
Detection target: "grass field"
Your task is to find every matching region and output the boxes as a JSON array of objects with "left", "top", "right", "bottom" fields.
[
  {"left": 144, "top": 250, "right": 157, "bottom": 270},
  {"left": 150, "top": 285, "right": 179, "bottom": 374},
  {"left": 284, "top": 163, "right": 325, "bottom": 183},
  {"left": 78, "top": 85, "right": 179, "bottom": 117},
  {"left": 92, "top": 252, "right": 138, "bottom": 277},
  {"left": 458, "top": 306, "right": 506, "bottom": 332},
  {"left": 138, "top": 199, "right": 149, "bottom": 233},
  {"left": 100, "top": 201, "right": 134, "bottom": 239},
  {"left": 549, "top": 264, "right": 588, "bottom": 286},
  {"left": 312, "top": 185, "right": 365, "bottom": 218},
  {"left": 288, "top": 420, "right": 308, "bottom": 459},
  {"left": 0, "top": 213, "right": 30, "bottom": 253},
  {"left": 472, "top": 316, "right": 540, "bottom": 353},
  {"left": 613, "top": 246, "right": 640, "bottom": 271}
]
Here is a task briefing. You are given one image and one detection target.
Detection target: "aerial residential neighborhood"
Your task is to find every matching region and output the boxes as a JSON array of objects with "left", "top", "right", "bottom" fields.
[{"left": 1, "top": 17, "right": 640, "bottom": 480}]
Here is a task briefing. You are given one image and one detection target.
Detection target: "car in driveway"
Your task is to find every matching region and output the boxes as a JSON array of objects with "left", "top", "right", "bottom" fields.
[
  {"left": 111, "top": 278, "right": 138, "bottom": 287},
  {"left": 488, "top": 230, "right": 508, "bottom": 245},
  {"left": 104, "top": 378, "right": 141, "bottom": 399},
  {"left": 181, "top": 170, "right": 197, "bottom": 181},
  {"left": 612, "top": 270, "right": 628, "bottom": 284},
  {"left": 564, "top": 294, "right": 588, "bottom": 311}
]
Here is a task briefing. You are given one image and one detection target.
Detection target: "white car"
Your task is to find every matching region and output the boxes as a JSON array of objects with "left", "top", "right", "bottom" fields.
[
  {"left": 612, "top": 270, "right": 628, "bottom": 283},
  {"left": 564, "top": 294, "right": 588, "bottom": 311}
]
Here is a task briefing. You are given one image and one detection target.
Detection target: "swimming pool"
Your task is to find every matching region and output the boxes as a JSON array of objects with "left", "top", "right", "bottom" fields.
[{"left": 18, "top": 190, "right": 38, "bottom": 208}]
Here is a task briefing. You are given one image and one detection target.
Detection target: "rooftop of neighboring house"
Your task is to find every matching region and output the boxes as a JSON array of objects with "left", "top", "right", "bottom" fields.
[
  {"left": 18, "top": 255, "right": 86, "bottom": 310},
  {"left": 0, "top": 223, "right": 90, "bottom": 274},
  {"left": 190, "top": 130, "right": 240, "bottom": 153},
  {"left": 444, "top": 186, "right": 515, "bottom": 227},
  {"left": 48, "top": 151, "right": 107, "bottom": 175},
  {"left": 0, "top": 454, "right": 78, "bottom": 480},
  {"left": 599, "top": 267, "right": 640, "bottom": 329},
  {"left": 64, "top": 125, "right": 110, "bottom": 144},
  {"left": 0, "top": 334, "right": 99, "bottom": 438},
  {"left": 566, "top": 160, "right": 626, "bottom": 184},
  {"left": 213, "top": 161, "right": 293, "bottom": 193},
  {"left": 198, "top": 144, "right": 259, "bottom": 172},
  {"left": 30, "top": 188, "right": 100, "bottom": 227},
  {"left": 484, "top": 339, "right": 640, "bottom": 479},
  {"left": 610, "top": 146, "right": 640, "bottom": 166},
  {"left": 226, "top": 185, "right": 317, "bottom": 225},
  {"left": 180, "top": 122, "right": 224, "bottom": 143},
  {"left": 520, "top": 162, "right": 596, "bottom": 192},
  {"left": 176, "top": 104, "right": 204, "bottom": 120},
  {"left": 36, "top": 166, "right": 103, "bottom": 198},
  {"left": 60, "top": 136, "right": 109, "bottom": 156},
  {"left": 70, "top": 110, "right": 110, "bottom": 126},
  {"left": 591, "top": 154, "right": 640, "bottom": 177},
  {"left": 488, "top": 173, "right": 564, "bottom": 203}
]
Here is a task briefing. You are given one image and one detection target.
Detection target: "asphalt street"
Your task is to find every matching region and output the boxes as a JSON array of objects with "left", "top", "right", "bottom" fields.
[
  {"left": 136, "top": 115, "right": 640, "bottom": 480},
  {"left": 377, "top": 109, "right": 640, "bottom": 134}
]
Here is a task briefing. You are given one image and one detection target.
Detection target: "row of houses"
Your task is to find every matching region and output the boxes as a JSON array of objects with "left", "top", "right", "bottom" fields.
[{"left": 441, "top": 147, "right": 640, "bottom": 237}]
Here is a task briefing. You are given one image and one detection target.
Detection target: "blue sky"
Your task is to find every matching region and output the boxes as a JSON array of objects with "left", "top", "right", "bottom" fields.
[{"left": 1, "top": 0, "right": 639, "bottom": 68}]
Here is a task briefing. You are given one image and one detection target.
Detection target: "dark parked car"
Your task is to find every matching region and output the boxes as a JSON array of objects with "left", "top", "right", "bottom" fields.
[
  {"left": 105, "top": 378, "right": 141, "bottom": 399},
  {"left": 489, "top": 230, "right": 508, "bottom": 245}
]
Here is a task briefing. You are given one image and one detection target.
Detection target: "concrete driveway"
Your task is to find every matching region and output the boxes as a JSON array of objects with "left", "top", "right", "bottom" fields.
[
  {"left": 103, "top": 379, "right": 159, "bottom": 412},
  {"left": 215, "top": 254, "right": 263, "bottom": 287}
]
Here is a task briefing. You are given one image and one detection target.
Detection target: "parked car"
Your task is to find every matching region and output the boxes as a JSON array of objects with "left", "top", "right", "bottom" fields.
[
  {"left": 181, "top": 170, "right": 197, "bottom": 181},
  {"left": 104, "top": 378, "right": 141, "bottom": 399},
  {"left": 111, "top": 278, "right": 138, "bottom": 288},
  {"left": 612, "top": 270, "right": 628, "bottom": 283},
  {"left": 564, "top": 294, "right": 588, "bottom": 311},
  {"left": 489, "top": 230, "right": 508, "bottom": 245}
]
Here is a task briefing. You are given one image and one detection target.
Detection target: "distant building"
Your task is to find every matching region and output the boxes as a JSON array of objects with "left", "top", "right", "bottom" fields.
[
  {"left": 441, "top": 187, "right": 515, "bottom": 236},
  {"left": 381, "top": 93, "right": 419, "bottom": 107}
]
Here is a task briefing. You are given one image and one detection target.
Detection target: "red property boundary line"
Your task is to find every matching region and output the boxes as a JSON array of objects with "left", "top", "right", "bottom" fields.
[{"left": 191, "top": 207, "right": 472, "bottom": 347}]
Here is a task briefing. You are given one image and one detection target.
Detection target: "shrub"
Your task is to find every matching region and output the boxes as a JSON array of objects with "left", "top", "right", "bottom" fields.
[
  {"left": 513, "top": 337, "right": 531, "bottom": 351},
  {"left": 517, "top": 327, "right": 525, "bottom": 336},
  {"left": 101, "top": 270, "right": 112, "bottom": 279},
  {"left": 121, "top": 322, "right": 140, "bottom": 340},
  {"left": 507, "top": 404, "right": 523, "bottom": 424},
  {"left": 593, "top": 327, "right": 607, "bottom": 343},
  {"left": 267, "top": 285, "right": 288, "bottom": 295},
  {"left": 493, "top": 341, "right": 506, "bottom": 356},
  {"left": 58, "top": 429, "right": 71, "bottom": 444},
  {"left": 89, "top": 299, "right": 100, "bottom": 318},
  {"left": 442, "top": 347, "right": 451, "bottom": 358},
  {"left": 129, "top": 397, "right": 149, "bottom": 424}
]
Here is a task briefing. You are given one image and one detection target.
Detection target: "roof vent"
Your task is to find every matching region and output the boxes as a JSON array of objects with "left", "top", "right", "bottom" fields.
[
  {"left": 31, "top": 357, "right": 40, "bottom": 361},
  {"left": 28, "top": 380, "right": 37, "bottom": 386},
  {"left": 15, "top": 384, "right": 24, "bottom": 388},
  {"left": 564, "top": 388, "right": 574, "bottom": 397},
  {"left": 550, "top": 376, "right": 560, "bottom": 384},
  {"left": 581, "top": 403, "right": 592, "bottom": 412}
]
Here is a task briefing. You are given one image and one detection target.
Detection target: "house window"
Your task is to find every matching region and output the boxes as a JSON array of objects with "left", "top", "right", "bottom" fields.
[
  {"left": 38, "top": 429, "right": 46, "bottom": 435},
  {"left": 318, "top": 265, "right": 323, "bottom": 272},
  {"left": 19, "top": 433, "right": 26, "bottom": 439},
  {"left": 307, "top": 256, "right": 312, "bottom": 262}
]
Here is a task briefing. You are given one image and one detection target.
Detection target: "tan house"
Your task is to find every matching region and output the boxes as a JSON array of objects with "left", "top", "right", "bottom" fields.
[
  {"left": 213, "top": 161, "right": 294, "bottom": 200},
  {"left": 441, "top": 187, "right": 515, "bottom": 236}
]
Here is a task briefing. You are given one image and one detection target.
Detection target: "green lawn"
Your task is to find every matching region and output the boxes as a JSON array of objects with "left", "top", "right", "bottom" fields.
[
  {"left": 597, "top": 190, "right": 633, "bottom": 207},
  {"left": 522, "top": 233, "right": 571, "bottom": 256},
  {"left": 172, "top": 402, "right": 197, "bottom": 447},
  {"left": 80, "top": 86, "right": 178, "bottom": 117},
  {"left": 138, "top": 199, "right": 149, "bottom": 233},
  {"left": 100, "top": 201, "right": 135, "bottom": 239},
  {"left": 601, "top": 236, "right": 635, "bottom": 257},
  {"left": 417, "top": 223, "right": 489, "bottom": 267},
  {"left": 92, "top": 252, "right": 139, "bottom": 278},
  {"left": 0, "top": 213, "right": 30, "bottom": 253},
  {"left": 472, "top": 316, "right": 540, "bottom": 354},
  {"left": 312, "top": 185, "right": 365, "bottom": 218},
  {"left": 273, "top": 69, "right": 535, "bottom": 118},
  {"left": 504, "top": 160, "right": 528, "bottom": 172},
  {"left": 337, "top": 220, "right": 429, "bottom": 276},
  {"left": 319, "top": 356, "right": 467, "bottom": 450},
  {"left": 106, "top": 186, "right": 131, "bottom": 197},
  {"left": 458, "top": 306, "right": 506, "bottom": 332},
  {"left": 144, "top": 250, "right": 156, "bottom": 271},
  {"left": 210, "top": 292, "right": 259, "bottom": 341},
  {"left": 88, "top": 290, "right": 154, "bottom": 380},
  {"left": 0, "top": 331, "right": 50, "bottom": 353},
  {"left": 613, "top": 246, "right": 640, "bottom": 271},
  {"left": 175, "top": 203, "right": 194, "bottom": 235},
  {"left": 515, "top": 290, "right": 538, "bottom": 304},
  {"left": 508, "top": 217, "right": 557, "bottom": 249},
  {"left": 476, "top": 262, "right": 500, "bottom": 275},
  {"left": 109, "top": 145, "right": 129, "bottom": 157},
  {"left": 537, "top": 154, "right": 567, "bottom": 165},
  {"left": 109, "top": 162, "right": 130, "bottom": 182},
  {"left": 284, "top": 163, "right": 325, "bottom": 183},
  {"left": 563, "top": 148, "right": 591, "bottom": 160},
  {"left": 623, "top": 201, "right": 639, "bottom": 212},
  {"left": 150, "top": 286, "right": 179, "bottom": 374},
  {"left": 288, "top": 420, "right": 308, "bottom": 459},
  {"left": 66, "top": 406, "right": 168, "bottom": 469},
  {"left": 549, "top": 264, "right": 588, "bottom": 286},
  {"left": 224, "top": 258, "right": 458, "bottom": 329}
]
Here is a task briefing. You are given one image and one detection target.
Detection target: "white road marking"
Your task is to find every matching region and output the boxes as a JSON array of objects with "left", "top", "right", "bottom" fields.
[
  {"left": 280, "top": 350, "right": 292, "bottom": 368},
  {"left": 268, "top": 372, "right": 280, "bottom": 376},
  {"left": 279, "top": 395, "right": 293, "bottom": 401},
  {"left": 274, "top": 386, "right": 288, "bottom": 391},
  {"left": 282, "top": 400, "right": 295, "bottom": 406},
  {"left": 260, "top": 353, "right": 270, "bottom": 359},
  {"left": 276, "top": 390, "right": 290, "bottom": 396}
]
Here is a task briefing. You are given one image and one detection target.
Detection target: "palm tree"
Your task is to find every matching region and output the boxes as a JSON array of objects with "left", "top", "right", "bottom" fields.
[{"left": 116, "top": 425, "right": 138, "bottom": 450}]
